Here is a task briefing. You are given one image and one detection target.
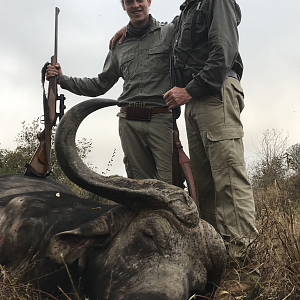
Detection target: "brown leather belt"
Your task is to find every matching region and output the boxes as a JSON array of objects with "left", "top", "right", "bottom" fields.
[{"left": 120, "top": 106, "right": 171, "bottom": 114}]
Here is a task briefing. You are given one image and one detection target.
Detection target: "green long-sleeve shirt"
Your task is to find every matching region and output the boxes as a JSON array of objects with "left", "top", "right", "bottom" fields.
[{"left": 61, "top": 18, "right": 174, "bottom": 107}]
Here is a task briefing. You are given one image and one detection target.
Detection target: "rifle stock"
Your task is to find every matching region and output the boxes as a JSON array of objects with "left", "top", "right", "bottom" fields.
[{"left": 25, "top": 8, "right": 62, "bottom": 177}]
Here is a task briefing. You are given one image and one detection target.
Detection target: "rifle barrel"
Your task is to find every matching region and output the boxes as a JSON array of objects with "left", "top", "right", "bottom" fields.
[{"left": 54, "top": 7, "right": 60, "bottom": 57}]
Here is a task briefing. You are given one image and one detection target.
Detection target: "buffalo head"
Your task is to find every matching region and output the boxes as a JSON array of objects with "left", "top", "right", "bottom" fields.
[{"left": 49, "top": 98, "right": 226, "bottom": 299}]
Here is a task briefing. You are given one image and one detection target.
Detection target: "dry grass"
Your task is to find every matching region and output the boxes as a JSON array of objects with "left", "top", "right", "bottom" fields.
[
  {"left": 1, "top": 175, "right": 300, "bottom": 300},
  {"left": 0, "top": 265, "right": 42, "bottom": 300},
  {"left": 0, "top": 264, "right": 80, "bottom": 300},
  {"left": 214, "top": 174, "right": 300, "bottom": 300}
]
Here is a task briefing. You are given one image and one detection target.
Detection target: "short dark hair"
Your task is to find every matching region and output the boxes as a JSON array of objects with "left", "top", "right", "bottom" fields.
[{"left": 121, "top": 0, "right": 149, "bottom": 6}]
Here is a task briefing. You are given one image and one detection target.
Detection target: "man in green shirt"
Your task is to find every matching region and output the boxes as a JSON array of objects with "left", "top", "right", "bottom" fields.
[{"left": 47, "top": 0, "right": 174, "bottom": 184}]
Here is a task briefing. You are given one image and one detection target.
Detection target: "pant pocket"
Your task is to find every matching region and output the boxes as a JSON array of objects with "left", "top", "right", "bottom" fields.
[{"left": 206, "top": 127, "right": 245, "bottom": 170}]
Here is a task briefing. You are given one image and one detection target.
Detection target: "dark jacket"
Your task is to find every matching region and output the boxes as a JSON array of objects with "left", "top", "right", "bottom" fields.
[{"left": 174, "top": 0, "right": 243, "bottom": 99}]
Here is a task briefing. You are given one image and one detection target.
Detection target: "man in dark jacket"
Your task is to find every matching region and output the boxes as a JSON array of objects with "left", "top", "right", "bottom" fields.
[{"left": 163, "top": 0, "right": 258, "bottom": 261}]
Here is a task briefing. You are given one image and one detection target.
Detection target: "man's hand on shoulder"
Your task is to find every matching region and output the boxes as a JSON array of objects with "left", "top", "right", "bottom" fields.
[
  {"left": 163, "top": 87, "right": 192, "bottom": 109},
  {"left": 109, "top": 26, "right": 127, "bottom": 50}
]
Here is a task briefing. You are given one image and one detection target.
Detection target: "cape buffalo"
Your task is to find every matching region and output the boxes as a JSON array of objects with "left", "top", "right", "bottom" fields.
[{"left": 0, "top": 99, "right": 226, "bottom": 299}]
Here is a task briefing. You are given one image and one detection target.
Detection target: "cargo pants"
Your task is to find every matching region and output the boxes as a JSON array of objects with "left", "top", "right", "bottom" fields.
[
  {"left": 185, "top": 77, "right": 258, "bottom": 247},
  {"left": 118, "top": 113, "right": 173, "bottom": 185}
]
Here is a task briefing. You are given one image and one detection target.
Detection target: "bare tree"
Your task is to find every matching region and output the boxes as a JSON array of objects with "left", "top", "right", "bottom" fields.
[{"left": 250, "top": 129, "right": 289, "bottom": 189}]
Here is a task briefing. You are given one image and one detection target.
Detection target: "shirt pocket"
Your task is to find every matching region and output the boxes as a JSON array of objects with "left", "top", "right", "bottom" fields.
[
  {"left": 119, "top": 53, "right": 135, "bottom": 79},
  {"left": 146, "top": 45, "right": 171, "bottom": 73}
]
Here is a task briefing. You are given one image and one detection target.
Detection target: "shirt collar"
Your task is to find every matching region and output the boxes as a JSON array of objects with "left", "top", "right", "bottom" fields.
[
  {"left": 125, "top": 16, "right": 161, "bottom": 39},
  {"left": 180, "top": 0, "right": 196, "bottom": 11}
]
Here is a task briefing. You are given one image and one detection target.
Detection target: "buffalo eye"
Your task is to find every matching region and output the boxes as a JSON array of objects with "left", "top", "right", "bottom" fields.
[
  {"left": 142, "top": 231, "right": 158, "bottom": 250},
  {"left": 143, "top": 232, "right": 157, "bottom": 246},
  {"left": 128, "top": 230, "right": 158, "bottom": 256}
]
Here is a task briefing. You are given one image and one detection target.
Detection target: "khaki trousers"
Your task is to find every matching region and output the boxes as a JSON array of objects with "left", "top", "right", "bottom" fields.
[
  {"left": 185, "top": 77, "right": 258, "bottom": 245},
  {"left": 119, "top": 113, "right": 173, "bottom": 184}
]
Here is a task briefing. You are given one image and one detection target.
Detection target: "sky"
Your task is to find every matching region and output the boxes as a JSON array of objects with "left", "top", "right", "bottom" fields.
[{"left": 0, "top": 0, "right": 299, "bottom": 177}]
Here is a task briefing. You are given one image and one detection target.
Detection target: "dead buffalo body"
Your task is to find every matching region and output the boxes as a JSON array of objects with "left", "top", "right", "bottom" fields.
[{"left": 0, "top": 99, "right": 226, "bottom": 299}]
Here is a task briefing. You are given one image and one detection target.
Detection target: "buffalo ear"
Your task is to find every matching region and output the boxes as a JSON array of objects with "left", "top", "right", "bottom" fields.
[
  {"left": 47, "top": 233, "right": 98, "bottom": 265},
  {"left": 47, "top": 206, "right": 132, "bottom": 266},
  {"left": 47, "top": 219, "right": 110, "bottom": 265}
]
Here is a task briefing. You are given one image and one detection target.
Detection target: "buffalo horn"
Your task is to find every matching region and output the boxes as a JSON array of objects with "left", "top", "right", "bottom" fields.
[{"left": 55, "top": 98, "right": 199, "bottom": 226}]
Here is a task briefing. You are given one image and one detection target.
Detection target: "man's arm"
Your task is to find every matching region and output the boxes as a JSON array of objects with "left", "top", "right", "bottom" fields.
[{"left": 47, "top": 51, "right": 120, "bottom": 97}]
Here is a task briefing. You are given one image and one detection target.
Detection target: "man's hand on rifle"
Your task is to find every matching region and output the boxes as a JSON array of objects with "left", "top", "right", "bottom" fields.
[
  {"left": 163, "top": 87, "right": 192, "bottom": 109},
  {"left": 47, "top": 63, "right": 63, "bottom": 84}
]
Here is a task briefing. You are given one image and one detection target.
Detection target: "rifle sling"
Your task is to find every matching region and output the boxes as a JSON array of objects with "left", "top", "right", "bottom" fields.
[{"left": 175, "top": 140, "right": 197, "bottom": 204}]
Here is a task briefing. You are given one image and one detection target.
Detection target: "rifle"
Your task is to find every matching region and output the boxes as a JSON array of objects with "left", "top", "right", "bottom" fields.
[
  {"left": 170, "top": 55, "right": 197, "bottom": 204},
  {"left": 25, "top": 7, "right": 66, "bottom": 177}
]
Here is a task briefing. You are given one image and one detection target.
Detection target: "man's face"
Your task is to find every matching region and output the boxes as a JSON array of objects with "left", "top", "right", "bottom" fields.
[{"left": 122, "top": 0, "right": 151, "bottom": 29}]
